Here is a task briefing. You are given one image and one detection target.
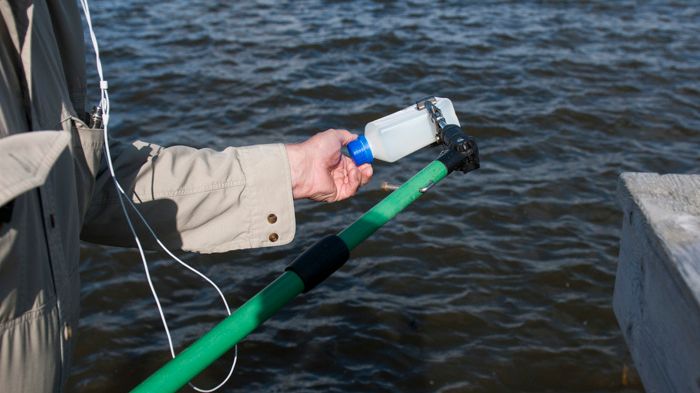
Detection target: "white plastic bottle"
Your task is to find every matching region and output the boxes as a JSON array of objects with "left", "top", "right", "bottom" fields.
[{"left": 347, "top": 97, "right": 460, "bottom": 165}]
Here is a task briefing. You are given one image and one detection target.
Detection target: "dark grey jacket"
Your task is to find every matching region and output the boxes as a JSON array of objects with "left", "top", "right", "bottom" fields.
[{"left": 0, "top": 1, "right": 296, "bottom": 390}]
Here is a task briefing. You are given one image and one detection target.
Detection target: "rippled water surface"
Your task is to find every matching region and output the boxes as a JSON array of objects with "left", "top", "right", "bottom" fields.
[{"left": 68, "top": 1, "right": 700, "bottom": 392}]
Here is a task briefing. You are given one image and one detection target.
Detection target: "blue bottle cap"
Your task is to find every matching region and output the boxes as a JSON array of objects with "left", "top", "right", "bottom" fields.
[{"left": 347, "top": 135, "right": 374, "bottom": 166}]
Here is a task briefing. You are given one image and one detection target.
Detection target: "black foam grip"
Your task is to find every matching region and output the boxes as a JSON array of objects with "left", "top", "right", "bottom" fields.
[{"left": 285, "top": 235, "right": 350, "bottom": 293}]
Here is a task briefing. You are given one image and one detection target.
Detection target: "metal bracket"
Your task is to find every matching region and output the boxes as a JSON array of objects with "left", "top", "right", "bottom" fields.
[
  {"left": 418, "top": 96, "right": 480, "bottom": 174},
  {"left": 416, "top": 96, "right": 449, "bottom": 144},
  {"left": 415, "top": 96, "right": 437, "bottom": 110}
]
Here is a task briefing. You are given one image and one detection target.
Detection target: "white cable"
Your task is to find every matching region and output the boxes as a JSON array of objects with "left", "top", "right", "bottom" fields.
[{"left": 79, "top": 1, "right": 237, "bottom": 391}]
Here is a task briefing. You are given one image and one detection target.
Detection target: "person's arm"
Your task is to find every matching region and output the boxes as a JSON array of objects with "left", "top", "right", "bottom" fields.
[{"left": 80, "top": 129, "right": 372, "bottom": 253}]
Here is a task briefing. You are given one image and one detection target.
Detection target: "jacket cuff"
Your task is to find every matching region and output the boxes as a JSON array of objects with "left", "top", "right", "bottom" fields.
[{"left": 236, "top": 143, "right": 296, "bottom": 248}]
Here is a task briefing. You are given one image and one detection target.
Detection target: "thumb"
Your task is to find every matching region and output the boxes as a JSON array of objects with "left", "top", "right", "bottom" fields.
[{"left": 330, "top": 129, "right": 358, "bottom": 146}]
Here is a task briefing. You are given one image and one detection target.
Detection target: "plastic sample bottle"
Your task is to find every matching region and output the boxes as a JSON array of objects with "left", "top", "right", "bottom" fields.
[{"left": 347, "top": 97, "right": 460, "bottom": 165}]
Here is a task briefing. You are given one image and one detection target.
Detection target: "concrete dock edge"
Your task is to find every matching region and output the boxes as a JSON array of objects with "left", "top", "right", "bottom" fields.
[{"left": 614, "top": 172, "right": 700, "bottom": 392}]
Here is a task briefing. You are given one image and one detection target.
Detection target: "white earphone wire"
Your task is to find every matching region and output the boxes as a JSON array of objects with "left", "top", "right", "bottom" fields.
[{"left": 79, "top": 1, "right": 237, "bottom": 391}]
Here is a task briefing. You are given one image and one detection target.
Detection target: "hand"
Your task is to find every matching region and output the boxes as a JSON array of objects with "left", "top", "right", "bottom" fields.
[{"left": 285, "top": 129, "right": 373, "bottom": 202}]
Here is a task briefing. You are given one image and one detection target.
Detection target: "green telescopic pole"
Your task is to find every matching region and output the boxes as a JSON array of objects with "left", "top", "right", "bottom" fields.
[
  {"left": 131, "top": 160, "right": 450, "bottom": 393},
  {"left": 338, "top": 160, "right": 447, "bottom": 249}
]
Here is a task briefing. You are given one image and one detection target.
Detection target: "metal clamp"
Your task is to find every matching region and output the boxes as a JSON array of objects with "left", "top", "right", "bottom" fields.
[
  {"left": 416, "top": 97, "right": 448, "bottom": 141},
  {"left": 415, "top": 96, "right": 437, "bottom": 110},
  {"left": 416, "top": 96, "right": 480, "bottom": 174},
  {"left": 417, "top": 96, "right": 480, "bottom": 175}
]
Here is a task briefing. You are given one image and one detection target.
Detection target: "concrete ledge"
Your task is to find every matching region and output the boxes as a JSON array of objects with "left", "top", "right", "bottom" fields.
[{"left": 614, "top": 172, "right": 700, "bottom": 393}]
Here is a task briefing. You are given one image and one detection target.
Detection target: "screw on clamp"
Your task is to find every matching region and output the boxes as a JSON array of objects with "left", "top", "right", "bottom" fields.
[
  {"left": 417, "top": 97, "right": 448, "bottom": 137},
  {"left": 415, "top": 96, "right": 437, "bottom": 110},
  {"left": 416, "top": 96, "right": 480, "bottom": 174}
]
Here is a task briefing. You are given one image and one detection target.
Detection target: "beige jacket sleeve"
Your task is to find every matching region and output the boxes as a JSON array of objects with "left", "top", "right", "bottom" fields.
[{"left": 81, "top": 140, "right": 296, "bottom": 253}]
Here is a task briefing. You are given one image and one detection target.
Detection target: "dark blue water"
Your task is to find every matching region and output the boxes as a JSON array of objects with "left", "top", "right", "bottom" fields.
[{"left": 69, "top": 1, "right": 700, "bottom": 391}]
